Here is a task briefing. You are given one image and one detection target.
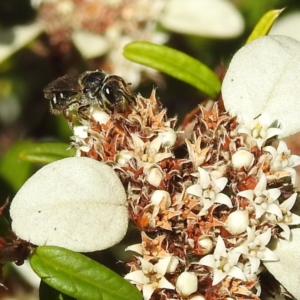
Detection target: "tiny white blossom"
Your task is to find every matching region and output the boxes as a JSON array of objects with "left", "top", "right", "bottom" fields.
[
  {"left": 233, "top": 227, "right": 278, "bottom": 275},
  {"left": 124, "top": 256, "right": 175, "bottom": 300},
  {"left": 199, "top": 235, "right": 246, "bottom": 285},
  {"left": 238, "top": 174, "right": 282, "bottom": 219},
  {"left": 269, "top": 193, "right": 300, "bottom": 240},
  {"left": 238, "top": 114, "right": 282, "bottom": 149},
  {"left": 264, "top": 140, "right": 300, "bottom": 184},
  {"left": 186, "top": 167, "right": 232, "bottom": 216}
]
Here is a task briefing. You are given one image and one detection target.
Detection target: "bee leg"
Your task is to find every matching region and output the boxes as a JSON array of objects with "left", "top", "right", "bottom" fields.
[
  {"left": 78, "top": 105, "right": 91, "bottom": 120},
  {"left": 63, "top": 110, "right": 75, "bottom": 128}
]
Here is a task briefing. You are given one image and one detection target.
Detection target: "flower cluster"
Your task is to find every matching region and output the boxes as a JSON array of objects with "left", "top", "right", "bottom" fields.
[
  {"left": 33, "top": 0, "right": 166, "bottom": 85},
  {"left": 71, "top": 90, "right": 300, "bottom": 299}
]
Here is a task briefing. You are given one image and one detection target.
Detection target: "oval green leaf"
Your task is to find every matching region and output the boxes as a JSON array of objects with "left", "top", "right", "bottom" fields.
[
  {"left": 123, "top": 41, "right": 221, "bottom": 98},
  {"left": 19, "top": 142, "right": 76, "bottom": 164},
  {"left": 39, "top": 280, "right": 76, "bottom": 300},
  {"left": 30, "top": 246, "right": 142, "bottom": 300},
  {"left": 246, "top": 8, "right": 285, "bottom": 44}
]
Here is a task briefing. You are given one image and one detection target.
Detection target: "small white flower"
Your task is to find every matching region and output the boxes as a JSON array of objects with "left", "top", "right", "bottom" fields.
[
  {"left": 238, "top": 174, "right": 282, "bottom": 219},
  {"left": 276, "top": 193, "right": 300, "bottom": 239},
  {"left": 264, "top": 140, "right": 300, "bottom": 184},
  {"left": 199, "top": 235, "right": 246, "bottom": 285},
  {"left": 231, "top": 148, "right": 254, "bottom": 169},
  {"left": 233, "top": 227, "right": 278, "bottom": 275},
  {"left": 226, "top": 210, "right": 249, "bottom": 235},
  {"left": 125, "top": 256, "right": 175, "bottom": 300},
  {"left": 186, "top": 167, "right": 232, "bottom": 216},
  {"left": 238, "top": 114, "right": 282, "bottom": 149},
  {"left": 176, "top": 271, "right": 198, "bottom": 296}
]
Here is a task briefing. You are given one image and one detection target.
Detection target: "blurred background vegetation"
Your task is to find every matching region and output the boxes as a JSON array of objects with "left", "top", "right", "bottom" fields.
[{"left": 1, "top": 0, "right": 300, "bottom": 298}]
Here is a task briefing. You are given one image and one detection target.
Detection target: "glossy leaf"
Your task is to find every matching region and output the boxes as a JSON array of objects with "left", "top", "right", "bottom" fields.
[
  {"left": 19, "top": 142, "right": 76, "bottom": 164},
  {"left": 30, "top": 246, "right": 142, "bottom": 300},
  {"left": 124, "top": 41, "right": 221, "bottom": 97},
  {"left": 39, "top": 280, "right": 76, "bottom": 300},
  {"left": 246, "top": 8, "right": 284, "bottom": 43}
]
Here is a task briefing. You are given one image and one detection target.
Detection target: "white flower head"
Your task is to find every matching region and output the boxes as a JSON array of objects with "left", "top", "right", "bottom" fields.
[
  {"left": 238, "top": 174, "right": 282, "bottom": 219},
  {"left": 199, "top": 235, "right": 246, "bottom": 286},
  {"left": 186, "top": 167, "right": 232, "bottom": 216},
  {"left": 238, "top": 113, "right": 282, "bottom": 149},
  {"left": 125, "top": 256, "right": 175, "bottom": 300}
]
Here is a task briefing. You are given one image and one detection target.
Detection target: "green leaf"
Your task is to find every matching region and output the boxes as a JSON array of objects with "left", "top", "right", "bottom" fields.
[
  {"left": 40, "top": 280, "right": 76, "bottom": 300},
  {"left": 0, "top": 141, "right": 33, "bottom": 191},
  {"left": 30, "top": 246, "right": 142, "bottom": 300},
  {"left": 246, "top": 8, "right": 285, "bottom": 44},
  {"left": 19, "top": 142, "right": 76, "bottom": 164},
  {"left": 123, "top": 41, "right": 221, "bottom": 98}
]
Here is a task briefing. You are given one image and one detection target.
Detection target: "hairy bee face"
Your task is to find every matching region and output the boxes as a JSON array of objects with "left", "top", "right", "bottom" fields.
[{"left": 44, "top": 70, "right": 134, "bottom": 125}]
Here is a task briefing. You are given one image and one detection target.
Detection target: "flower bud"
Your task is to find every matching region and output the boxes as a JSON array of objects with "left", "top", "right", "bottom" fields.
[
  {"left": 146, "top": 167, "right": 164, "bottom": 187},
  {"left": 150, "top": 190, "right": 171, "bottom": 209},
  {"left": 226, "top": 210, "right": 249, "bottom": 235},
  {"left": 198, "top": 236, "right": 213, "bottom": 254},
  {"left": 232, "top": 149, "right": 254, "bottom": 169},
  {"left": 176, "top": 272, "right": 198, "bottom": 296}
]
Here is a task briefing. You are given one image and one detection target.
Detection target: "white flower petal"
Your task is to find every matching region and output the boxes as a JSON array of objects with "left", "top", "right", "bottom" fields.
[
  {"left": 248, "top": 256, "right": 261, "bottom": 275},
  {"left": 213, "top": 177, "right": 228, "bottom": 192},
  {"left": 214, "top": 193, "right": 233, "bottom": 208},
  {"left": 289, "top": 213, "right": 300, "bottom": 225},
  {"left": 266, "top": 203, "right": 282, "bottom": 218},
  {"left": 227, "top": 265, "right": 246, "bottom": 282},
  {"left": 214, "top": 235, "right": 227, "bottom": 255},
  {"left": 186, "top": 184, "right": 203, "bottom": 197},
  {"left": 212, "top": 269, "right": 227, "bottom": 286},
  {"left": 124, "top": 270, "right": 150, "bottom": 285},
  {"left": 277, "top": 223, "right": 291, "bottom": 240},
  {"left": 155, "top": 256, "right": 172, "bottom": 275},
  {"left": 280, "top": 193, "right": 297, "bottom": 211},
  {"left": 254, "top": 228, "right": 271, "bottom": 247},
  {"left": 238, "top": 190, "right": 254, "bottom": 201},
  {"left": 143, "top": 283, "right": 155, "bottom": 300},
  {"left": 125, "top": 243, "right": 143, "bottom": 255},
  {"left": 199, "top": 254, "right": 215, "bottom": 268},
  {"left": 158, "top": 276, "right": 175, "bottom": 290},
  {"left": 198, "top": 167, "right": 211, "bottom": 189}
]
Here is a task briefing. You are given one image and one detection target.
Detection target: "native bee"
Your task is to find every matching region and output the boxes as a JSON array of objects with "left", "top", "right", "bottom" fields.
[{"left": 43, "top": 70, "right": 134, "bottom": 125}]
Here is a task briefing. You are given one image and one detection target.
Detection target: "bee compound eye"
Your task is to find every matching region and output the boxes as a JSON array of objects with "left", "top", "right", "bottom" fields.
[
  {"left": 81, "top": 71, "right": 107, "bottom": 97},
  {"left": 102, "top": 81, "right": 122, "bottom": 103}
]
